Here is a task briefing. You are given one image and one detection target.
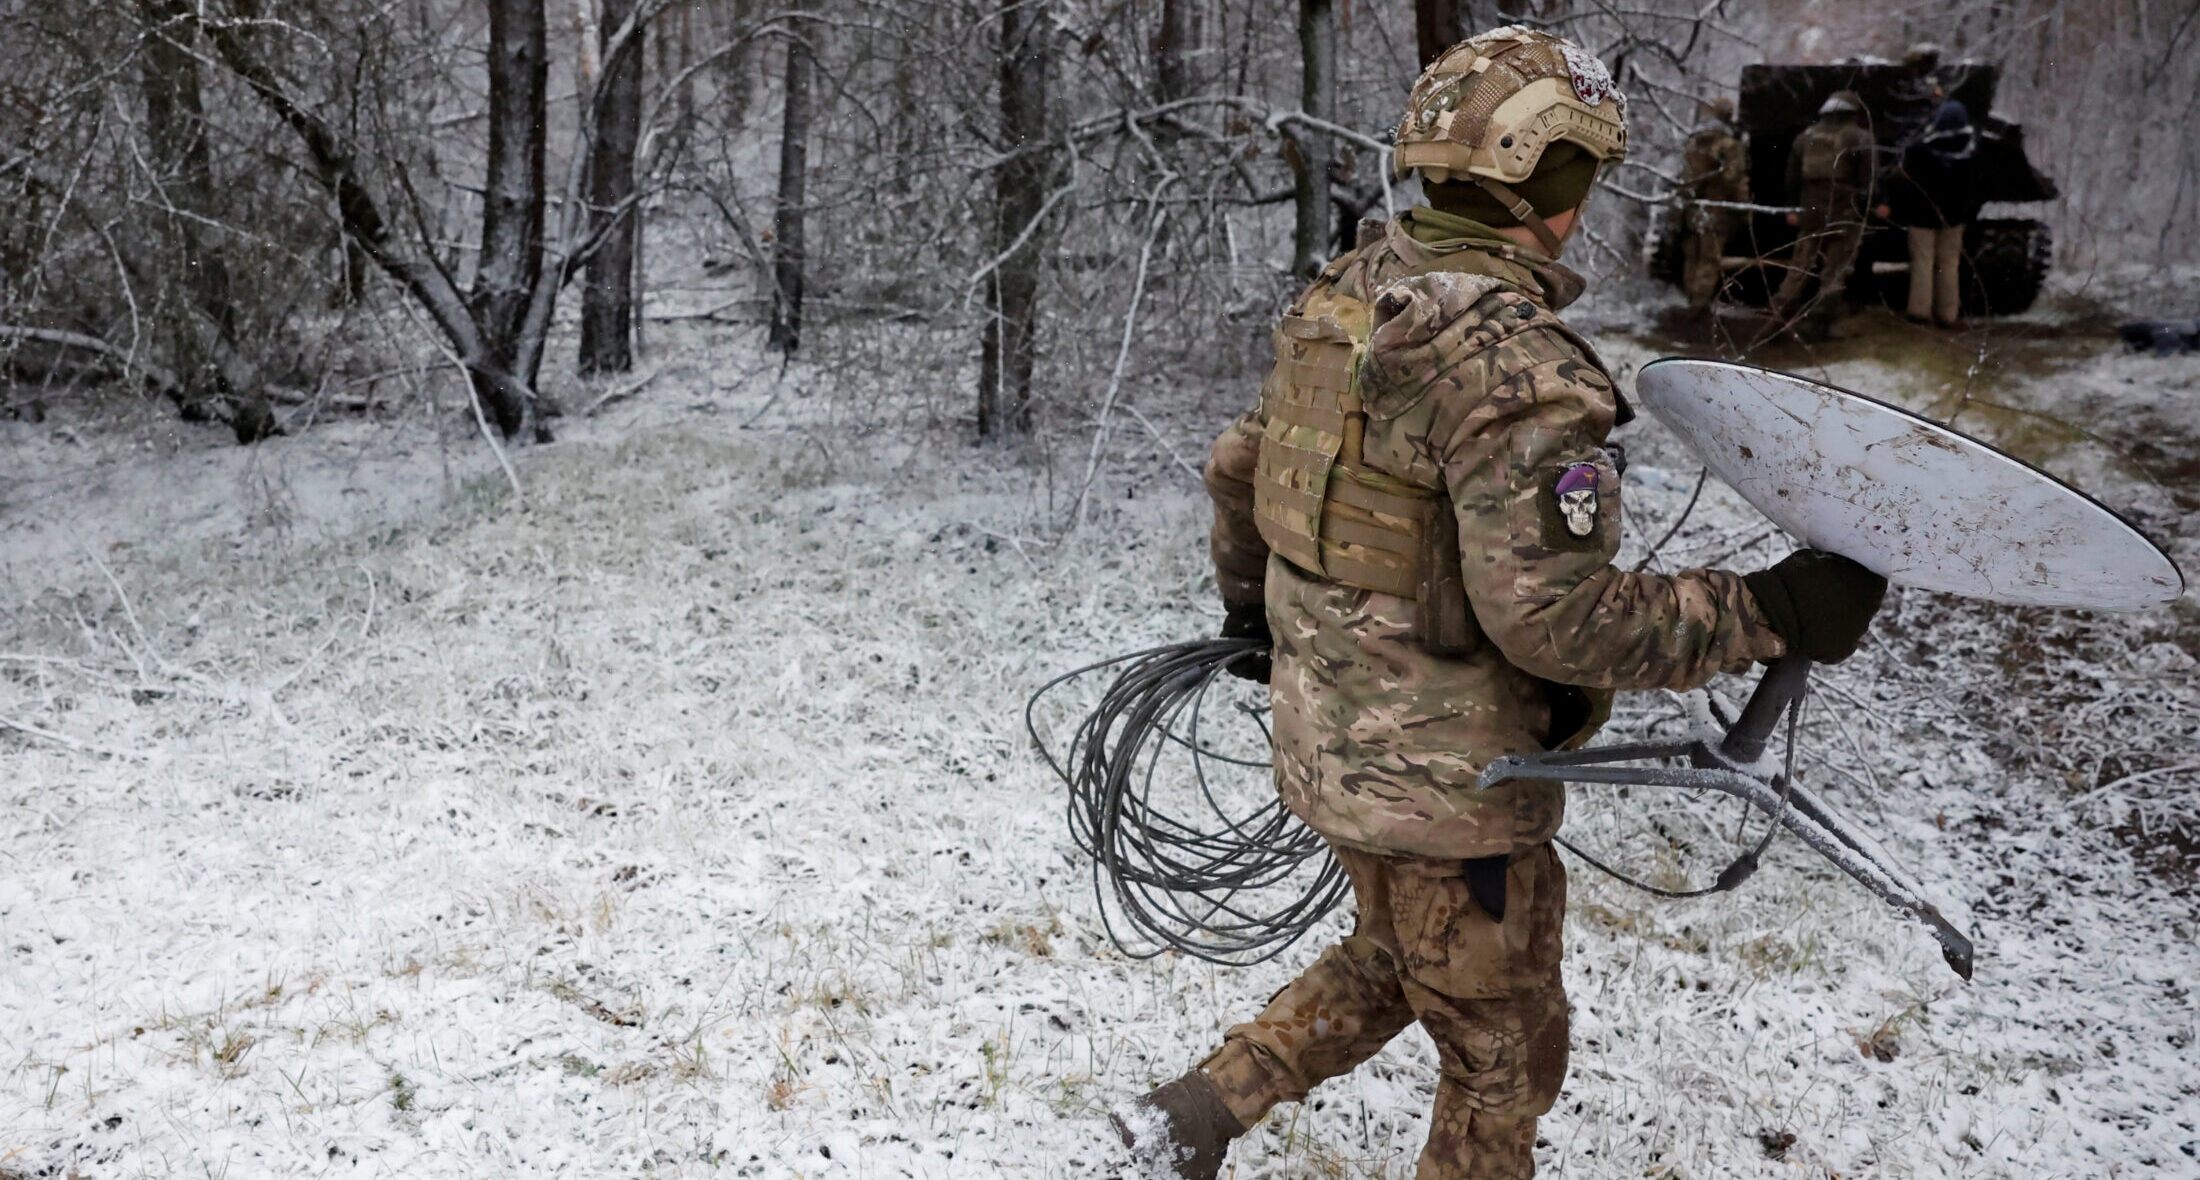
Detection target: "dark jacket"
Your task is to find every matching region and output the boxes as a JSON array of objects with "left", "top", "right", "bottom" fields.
[{"left": 1890, "top": 100, "right": 1984, "bottom": 228}]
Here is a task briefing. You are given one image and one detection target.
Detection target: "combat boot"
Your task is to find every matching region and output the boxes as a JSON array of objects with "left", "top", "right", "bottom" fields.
[{"left": 1111, "top": 1068, "right": 1245, "bottom": 1180}]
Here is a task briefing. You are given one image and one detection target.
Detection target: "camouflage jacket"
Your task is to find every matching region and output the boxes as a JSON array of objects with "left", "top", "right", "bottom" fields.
[
  {"left": 1682, "top": 124, "right": 1750, "bottom": 205},
  {"left": 1205, "top": 210, "right": 1787, "bottom": 860},
  {"left": 1787, "top": 118, "right": 1876, "bottom": 202}
]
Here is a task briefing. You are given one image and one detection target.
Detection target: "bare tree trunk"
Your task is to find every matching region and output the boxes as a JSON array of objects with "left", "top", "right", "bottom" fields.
[
  {"left": 767, "top": 28, "right": 813, "bottom": 354},
  {"left": 1414, "top": 0, "right": 1462, "bottom": 67},
  {"left": 1291, "top": 0, "right": 1335, "bottom": 277},
  {"left": 1156, "top": 0, "right": 1192, "bottom": 102},
  {"left": 137, "top": 0, "right": 277, "bottom": 440},
  {"left": 978, "top": 0, "right": 1052, "bottom": 439},
  {"left": 581, "top": 0, "right": 644, "bottom": 374},
  {"left": 890, "top": 46, "right": 918, "bottom": 196},
  {"left": 721, "top": 0, "right": 758, "bottom": 126},
  {"left": 667, "top": 3, "right": 696, "bottom": 158},
  {"left": 194, "top": 1, "right": 552, "bottom": 440},
  {"left": 470, "top": 0, "right": 548, "bottom": 437}
]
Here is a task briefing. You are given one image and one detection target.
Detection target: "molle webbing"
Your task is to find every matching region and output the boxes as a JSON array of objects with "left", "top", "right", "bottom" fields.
[
  {"left": 1253, "top": 308, "right": 1365, "bottom": 582},
  {"left": 1251, "top": 304, "right": 1446, "bottom": 602},
  {"left": 1251, "top": 250, "right": 1510, "bottom": 655},
  {"left": 1317, "top": 465, "right": 1436, "bottom": 598}
]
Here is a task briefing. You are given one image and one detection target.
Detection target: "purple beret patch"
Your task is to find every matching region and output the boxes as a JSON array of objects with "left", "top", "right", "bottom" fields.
[{"left": 1555, "top": 462, "right": 1600, "bottom": 537}]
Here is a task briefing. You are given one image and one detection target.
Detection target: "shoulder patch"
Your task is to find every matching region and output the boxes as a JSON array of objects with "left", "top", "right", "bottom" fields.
[
  {"left": 1554, "top": 463, "right": 1600, "bottom": 537},
  {"left": 1528, "top": 452, "right": 1617, "bottom": 555}
]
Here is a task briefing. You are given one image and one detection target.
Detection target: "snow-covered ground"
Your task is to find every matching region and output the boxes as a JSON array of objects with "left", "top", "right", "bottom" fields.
[{"left": 3, "top": 291, "right": 2197, "bottom": 1178}]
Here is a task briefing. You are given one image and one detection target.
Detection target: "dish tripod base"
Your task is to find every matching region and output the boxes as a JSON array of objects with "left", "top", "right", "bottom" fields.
[{"left": 1478, "top": 656, "right": 1974, "bottom": 980}]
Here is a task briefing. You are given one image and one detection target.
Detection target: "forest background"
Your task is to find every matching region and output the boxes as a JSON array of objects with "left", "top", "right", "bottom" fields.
[{"left": 3, "top": 0, "right": 2196, "bottom": 445}]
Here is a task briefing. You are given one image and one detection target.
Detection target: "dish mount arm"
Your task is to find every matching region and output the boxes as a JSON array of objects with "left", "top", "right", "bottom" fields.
[{"left": 1478, "top": 655, "right": 1975, "bottom": 980}]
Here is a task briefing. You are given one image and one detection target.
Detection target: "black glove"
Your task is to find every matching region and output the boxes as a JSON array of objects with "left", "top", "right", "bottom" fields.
[
  {"left": 1220, "top": 604, "right": 1273, "bottom": 683},
  {"left": 1743, "top": 549, "right": 1888, "bottom": 664}
]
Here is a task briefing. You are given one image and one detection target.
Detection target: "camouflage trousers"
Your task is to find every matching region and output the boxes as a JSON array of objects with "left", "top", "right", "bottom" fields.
[
  {"left": 1682, "top": 207, "right": 1737, "bottom": 311},
  {"left": 1771, "top": 182, "right": 1866, "bottom": 327},
  {"left": 1201, "top": 841, "right": 1569, "bottom": 1179}
]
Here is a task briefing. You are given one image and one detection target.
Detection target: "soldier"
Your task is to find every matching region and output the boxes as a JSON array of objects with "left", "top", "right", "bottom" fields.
[
  {"left": 1115, "top": 27, "right": 1888, "bottom": 1180},
  {"left": 1771, "top": 90, "right": 1877, "bottom": 334},
  {"left": 1887, "top": 42, "right": 1946, "bottom": 144},
  {"left": 1890, "top": 98, "right": 1982, "bottom": 327},
  {"left": 1679, "top": 96, "right": 1749, "bottom": 313}
]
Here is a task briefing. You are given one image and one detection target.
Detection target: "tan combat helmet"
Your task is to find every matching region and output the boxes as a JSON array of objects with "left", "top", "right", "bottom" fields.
[
  {"left": 1392, "top": 26, "right": 1629, "bottom": 255},
  {"left": 1819, "top": 90, "right": 1864, "bottom": 116}
]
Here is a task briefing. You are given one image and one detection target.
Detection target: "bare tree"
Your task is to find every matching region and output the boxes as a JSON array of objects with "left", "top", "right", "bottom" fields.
[
  {"left": 470, "top": 0, "right": 550, "bottom": 433},
  {"left": 768, "top": 24, "right": 813, "bottom": 353},
  {"left": 1415, "top": 0, "right": 1464, "bottom": 67},
  {"left": 582, "top": 0, "right": 647, "bottom": 374},
  {"left": 1156, "top": 0, "right": 1194, "bottom": 102},
  {"left": 135, "top": 0, "right": 279, "bottom": 440},
  {"left": 978, "top": 0, "right": 1054, "bottom": 438},
  {"left": 1291, "top": 0, "right": 1337, "bottom": 276},
  {"left": 192, "top": 1, "right": 572, "bottom": 439}
]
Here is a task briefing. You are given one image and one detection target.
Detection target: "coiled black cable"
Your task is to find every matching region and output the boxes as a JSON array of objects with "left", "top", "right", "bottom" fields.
[
  {"left": 1026, "top": 638, "right": 1349, "bottom": 966},
  {"left": 1029, "top": 634, "right": 1798, "bottom": 964}
]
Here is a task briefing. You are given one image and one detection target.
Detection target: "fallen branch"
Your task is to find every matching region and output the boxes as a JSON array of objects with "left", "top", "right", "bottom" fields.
[
  {"left": 582, "top": 365, "right": 662, "bottom": 416},
  {"left": 0, "top": 713, "right": 142, "bottom": 760},
  {"left": 0, "top": 325, "right": 182, "bottom": 398}
]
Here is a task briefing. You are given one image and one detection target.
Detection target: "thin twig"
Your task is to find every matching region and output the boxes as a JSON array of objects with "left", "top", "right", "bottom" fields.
[
  {"left": 467, "top": 382, "right": 526, "bottom": 504},
  {"left": 358, "top": 562, "right": 378, "bottom": 643},
  {"left": 1070, "top": 198, "right": 1170, "bottom": 532},
  {"left": 405, "top": 302, "right": 525, "bottom": 503},
  {"left": 0, "top": 325, "right": 182, "bottom": 398},
  {"left": 1123, "top": 405, "right": 1204, "bottom": 483},
  {"left": 2072, "top": 761, "right": 2200, "bottom": 811}
]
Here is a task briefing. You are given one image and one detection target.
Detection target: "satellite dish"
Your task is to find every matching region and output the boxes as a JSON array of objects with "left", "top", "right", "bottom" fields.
[{"left": 1634, "top": 359, "right": 2183, "bottom": 611}]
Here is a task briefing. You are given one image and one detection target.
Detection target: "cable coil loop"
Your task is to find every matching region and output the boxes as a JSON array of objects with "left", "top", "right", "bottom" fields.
[
  {"left": 1030, "top": 639, "right": 1803, "bottom": 965},
  {"left": 1027, "top": 638, "right": 1348, "bottom": 965}
]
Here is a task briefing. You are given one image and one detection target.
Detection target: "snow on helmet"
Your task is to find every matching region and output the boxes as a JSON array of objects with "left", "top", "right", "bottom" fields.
[{"left": 1819, "top": 90, "right": 1864, "bottom": 116}]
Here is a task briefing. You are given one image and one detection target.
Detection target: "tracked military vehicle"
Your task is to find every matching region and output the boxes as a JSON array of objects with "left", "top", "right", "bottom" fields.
[{"left": 1651, "top": 60, "right": 2057, "bottom": 316}]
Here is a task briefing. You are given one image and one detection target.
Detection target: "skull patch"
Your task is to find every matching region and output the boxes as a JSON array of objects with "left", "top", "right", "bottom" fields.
[{"left": 1555, "top": 463, "right": 1600, "bottom": 537}]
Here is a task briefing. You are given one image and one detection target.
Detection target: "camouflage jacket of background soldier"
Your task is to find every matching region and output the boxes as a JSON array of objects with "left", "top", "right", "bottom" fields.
[
  {"left": 1786, "top": 117, "right": 1877, "bottom": 210},
  {"left": 1206, "top": 208, "right": 1788, "bottom": 861},
  {"left": 1682, "top": 124, "right": 1749, "bottom": 223}
]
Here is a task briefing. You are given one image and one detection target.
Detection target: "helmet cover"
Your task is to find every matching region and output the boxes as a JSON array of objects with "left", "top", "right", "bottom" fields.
[{"left": 1393, "top": 27, "right": 1629, "bottom": 185}]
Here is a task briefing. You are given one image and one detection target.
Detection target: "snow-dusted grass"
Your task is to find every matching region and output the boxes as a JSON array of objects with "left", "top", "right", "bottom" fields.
[{"left": 2, "top": 319, "right": 2195, "bottom": 1178}]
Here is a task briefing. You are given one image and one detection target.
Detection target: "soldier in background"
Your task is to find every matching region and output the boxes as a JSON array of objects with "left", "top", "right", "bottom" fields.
[
  {"left": 1890, "top": 98, "right": 1982, "bottom": 327},
  {"left": 1114, "top": 27, "right": 1887, "bottom": 1180},
  {"left": 1771, "top": 90, "right": 1877, "bottom": 334},
  {"left": 1887, "top": 43, "right": 1946, "bottom": 143},
  {"left": 1679, "top": 96, "right": 1749, "bottom": 313}
]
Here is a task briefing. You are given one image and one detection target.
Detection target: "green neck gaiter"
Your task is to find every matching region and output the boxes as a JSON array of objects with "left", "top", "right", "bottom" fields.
[{"left": 1401, "top": 206, "right": 1539, "bottom": 254}]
